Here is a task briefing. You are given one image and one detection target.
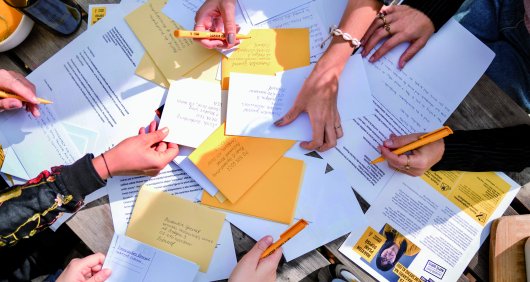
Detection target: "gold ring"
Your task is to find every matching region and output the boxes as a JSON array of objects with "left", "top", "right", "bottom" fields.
[
  {"left": 384, "top": 23, "right": 391, "bottom": 35},
  {"left": 335, "top": 125, "right": 342, "bottom": 129},
  {"left": 377, "top": 12, "right": 387, "bottom": 25}
]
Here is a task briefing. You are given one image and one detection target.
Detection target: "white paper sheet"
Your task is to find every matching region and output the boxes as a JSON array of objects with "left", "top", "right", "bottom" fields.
[
  {"left": 103, "top": 234, "right": 199, "bottom": 282},
  {"left": 239, "top": 0, "right": 312, "bottom": 25},
  {"left": 173, "top": 146, "right": 219, "bottom": 197},
  {"left": 320, "top": 19, "right": 495, "bottom": 204},
  {"left": 338, "top": 172, "right": 519, "bottom": 282},
  {"left": 225, "top": 54, "right": 374, "bottom": 140},
  {"left": 159, "top": 79, "right": 223, "bottom": 148},
  {"left": 0, "top": 10, "right": 167, "bottom": 178},
  {"left": 226, "top": 163, "right": 366, "bottom": 261}
]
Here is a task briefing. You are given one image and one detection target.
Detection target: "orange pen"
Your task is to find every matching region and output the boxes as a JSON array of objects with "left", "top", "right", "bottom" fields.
[
  {"left": 261, "top": 219, "right": 308, "bottom": 258},
  {"left": 173, "top": 30, "right": 251, "bottom": 40},
  {"left": 370, "top": 126, "right": 453, "bottom": 164}
]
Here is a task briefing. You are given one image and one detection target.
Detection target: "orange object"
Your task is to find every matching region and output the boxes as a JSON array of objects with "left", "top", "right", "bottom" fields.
[
  {"left": 370, "top": 126, "right": 453, "bottom": 164},
  {"left": 0, "top": 90, "right": 53, "bottom": 104},
  {"left": 0, "top": 1, "right": 23, "bottom": 40},
  {"left": 261, "top": 219, "right": 308, "bottom": 258},
  {"left": 173, "top": 30, "right": 251, "bottom": 40}
]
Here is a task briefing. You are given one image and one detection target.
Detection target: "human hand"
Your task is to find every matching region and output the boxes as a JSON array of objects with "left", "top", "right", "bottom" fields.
[
  {"left": 93, "top": 121, "right": 179, "bottom": 179},
  {"left": 361, "top": 5, "right": 435, "bottom": 69},
  {"left": 0, "top": 69, "right": 40, "bottom": 117},
  {"left": 379, "top": 133, "right": 445, "bottom": 176},
  {"left": 274, "top": 64, "right": 343, "bottom": 152},
  {"left": 194, "top": 0, "right": 238, "bottom": 49},
  {"left": 57, "top": 253, "right": 111, "bottom": 282},
  {"left": 229, "top": 236, "right": 283, "bottom": 282}
]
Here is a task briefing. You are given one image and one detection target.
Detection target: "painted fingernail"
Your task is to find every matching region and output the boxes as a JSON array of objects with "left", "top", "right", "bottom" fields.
[
  {"left": 384, "top": 139, "right": 393, "bottom": 146},
  {"left": 274, "top": 118, "right": 283, "bottom": 126},
  {"left": 227, "top": 33, "right": 235, "bottom": 45},
  {"left": 161, "top": 127, "right": 169, "bottom": 134}
]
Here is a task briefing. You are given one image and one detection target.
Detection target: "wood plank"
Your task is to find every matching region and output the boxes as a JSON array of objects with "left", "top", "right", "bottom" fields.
[
  {"left": 0, "top": 54, "right": 26, "bottom": 74},
  {"left": 322, "top": 235, "right": 378, "bottom": 282},
  {"left": 231, "top": 225, "right": 330, "bottom": 282},
  {"left": 465, "top": 206, "right": 518, "bottom": 282}
]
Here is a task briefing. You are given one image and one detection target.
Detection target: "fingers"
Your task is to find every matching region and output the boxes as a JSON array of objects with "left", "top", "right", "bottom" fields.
[
  {"left": 219, "top": 0, "right": 237, "bottom": 47},
  {"left": 258, "top": 247, "right": 282, "bottom": 271},
  {"left": 139, "top": 127, "right": 145, "bottom": 135},
  {"left": 383, "top": 133, "right": 423, "bottom": 149},
  {"left": 369, "top": 33, "right": 406, "bottom": 63},
  {"left": 79, "top": 253, "right": 106, "bottom": 268},
  {"left": 0, "top": 70, "right": 39, "bottom": 104},
  {"left": 243, "top": 236, "right": 274, "bottom": 266},
  {"left": 148, "top": 120, "right": 157, "bottom": 133},
  {"left": 156, "top": 141, "right": 167, "bottom": 152},
  {"left": 317, "top": 123, "right": 337, "bottom": 152},
  {"left": 144, "top": 127, "right": 169, "bottom": 144},
  {"left": 274, "top": 104, "right": 303, "bottom": 127},
  {"left": 87, "top": 269, "right": 111, "bottom": 282},
  {"left": 398, "top": 37, "right": 428, "bottom": 69},
  {"left": 301, "top": 116, "right": 325, "bottom": 151},
  {"left": 0, "top": 98, "right": 23, "bottom": 111}
]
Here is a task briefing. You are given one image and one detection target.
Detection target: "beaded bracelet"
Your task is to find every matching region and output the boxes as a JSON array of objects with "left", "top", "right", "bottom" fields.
[{"left": 320, "top": 25, "right": 361, "bottom": 49}]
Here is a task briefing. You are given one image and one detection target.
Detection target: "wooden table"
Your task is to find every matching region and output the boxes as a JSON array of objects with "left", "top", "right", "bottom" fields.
[{"left": 2, "top": 2, "right": 530, "bottom": 281}]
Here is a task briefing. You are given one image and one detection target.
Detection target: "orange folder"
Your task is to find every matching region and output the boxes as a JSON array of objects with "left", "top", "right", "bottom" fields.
[
  {"left": 189, "top": 123, "right": 295, "bottom": 203},
  {"left": 201, "top": 157, "right": 305, "bottom": 224}
]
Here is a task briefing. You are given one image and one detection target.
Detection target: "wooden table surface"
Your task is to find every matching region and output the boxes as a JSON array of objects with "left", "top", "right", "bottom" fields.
[{"left": 2, "top": 1, "right": 530, "bottom": 281}]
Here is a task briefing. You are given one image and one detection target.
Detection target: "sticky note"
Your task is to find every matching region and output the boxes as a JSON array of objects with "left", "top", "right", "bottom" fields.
[
  {"left": 202, "top": 157, "right": 304, "bottom": 224},
  {"left": 126, "top": 186, "right": 225, "bottom": 272},
  {"left": 189, "top": 123, "right": 295, "bottom": 203},
  {"left": 221, "top": 28, "right": 310, "bottom": 89}
]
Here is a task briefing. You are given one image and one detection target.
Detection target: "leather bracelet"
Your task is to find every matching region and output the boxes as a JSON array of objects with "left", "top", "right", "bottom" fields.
[{"left": 101, "top": 153, "right": 113, "bottom": 178}]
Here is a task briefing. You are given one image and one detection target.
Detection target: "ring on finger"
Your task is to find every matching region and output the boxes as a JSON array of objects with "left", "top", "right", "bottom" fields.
[
  {"left": 377, "top": 12, "right": 387, "bottom": 25},
  {"left": 335, "top": 124, "right": 342, "bottom": 129},
  {"left": 404, "top": 155, "right": 411, "bottom": 170},
  {"left": 383, "top": 23, "right": 391, "bottom": 35}
]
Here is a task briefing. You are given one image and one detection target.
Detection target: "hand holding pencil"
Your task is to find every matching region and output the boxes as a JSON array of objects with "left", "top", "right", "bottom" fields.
[{"left": 0, "top": 69, "right": 41, "bottom": 117}]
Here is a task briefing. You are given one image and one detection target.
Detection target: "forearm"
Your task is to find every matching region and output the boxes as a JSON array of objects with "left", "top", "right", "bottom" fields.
[
  {"left": 0, "top": 154, "right": 106, "bottom": 247},
  {"left": 432, "top": 125, "right": 530, "bottom": 172},
  {"left": 317, "top": 0, "right": 381, "bottom": 74}
]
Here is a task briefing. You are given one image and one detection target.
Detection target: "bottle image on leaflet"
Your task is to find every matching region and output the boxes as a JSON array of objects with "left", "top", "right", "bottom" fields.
[{"left": 3, "top": 0, "right": 82, "bottom": 36}]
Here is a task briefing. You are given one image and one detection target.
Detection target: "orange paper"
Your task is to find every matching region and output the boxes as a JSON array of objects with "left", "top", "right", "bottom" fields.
[
  {"left": 221, "top": 28, "right": 310, "bottom": 89},
  {"left": 189, "top": 123, "right": 295, "bottom": 203},
  {"left": 201, "top": 157, "right": 304, "bottom": 224}
]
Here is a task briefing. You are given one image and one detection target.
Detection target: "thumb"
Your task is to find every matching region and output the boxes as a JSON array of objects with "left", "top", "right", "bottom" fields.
[
  {"left": 244, "top": 236, "right": 274, "bottom": 266},
  {"left": 0, "top": 98, "right": 23, "bottom": 110},
  {"left": 144, "top": 127, "right": 169, "bottom": 145},
  {"left": 220, "top": 1, "right": 237, "bottom": 46},
  {"left": 159, "top": 145, "right": 180, "bottom": 164},
  {"left": 258, "top": 246, "right": 282, "bottom": 271},
  {"left": 88, "top": 269, "right": 111, "bottom": 282},
  {"left": 383, "top": 133, "right": 423, "bottom": 149},
  {"left": 274, "top": 105, "right": 303, "bottom": 127}
]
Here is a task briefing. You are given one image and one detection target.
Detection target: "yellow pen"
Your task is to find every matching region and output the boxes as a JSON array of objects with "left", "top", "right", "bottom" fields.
[
  {"left": 173, "top": 30, "right": 251, "bottom": 40},
  {"left": 261, "top": 219, "right": 308, "bottom": 258},
  {"left": 0, "top": 90, "right": 53, "bottom": 104},
  {"left": 370, "top": 126, "right": 453, "bottom": 164}
]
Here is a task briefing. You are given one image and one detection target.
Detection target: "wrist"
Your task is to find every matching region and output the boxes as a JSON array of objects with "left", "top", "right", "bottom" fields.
[{"left": 92, "top": 155, "right": 110, "bottom": 180}]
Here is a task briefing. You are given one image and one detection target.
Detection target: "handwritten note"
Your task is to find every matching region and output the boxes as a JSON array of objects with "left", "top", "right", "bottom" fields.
[
  {"left": 221, "top": 28, "right": 310, "bottom": 89},
  {"left": 189, "top": 123, "right": 295, "bottom": 203},
  {"left": 126, "top": 186, "right": 225, "bottom": 272},
  {"left": 103, "top": 234, "right": 199, "bottom": 282},
  {"left": 125, "top": 0, "right": 215, "bottom": 81},
  {"left": 159, "top": 78, "right": 225, "bottom": 148},
  {"left": 226, "top": 55, "right": 375, "bottom": 140}
]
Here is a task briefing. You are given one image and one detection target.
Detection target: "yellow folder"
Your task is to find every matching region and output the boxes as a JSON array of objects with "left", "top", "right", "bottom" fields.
[
  {"left": 221, "top": 28, "right": 310, "bottom": 89},
  {"left": 201, "top": 157, "right": 305, "bottom": 224},
  {"left": 189, "top": 123, "right": 295, "bottom": 203}
]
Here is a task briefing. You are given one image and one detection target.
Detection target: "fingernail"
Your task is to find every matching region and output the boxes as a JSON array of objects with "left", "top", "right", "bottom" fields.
[
  {"left": 34, "top": 109, "right": 40, "bottom": 117},
  {"left": 274, "top": 118, "right": 283, "bottom": 126},
  {"left": 9, "top": 101, "right": 20, "bottom": 109},
  {"left": 31, "top": 97, "right": 40, "bottom": 104},
  {"left": 161, "top": 127, "right": 169, "bottom": 134},
  {"left": 227, "top": 33, "right": 235, "bottom": 45},
  {"left": 369, "top": 56, "right": 375, "bottom": 63},
  {"left": 361, "top": 50, "right": 366, "bottom": 57},
  {"left": 264, "top": 236, "right": 273, "bottom": 244},
  {"left": 399, "top": 61, "right": 406, "bottom": 69},
  {"left": 384, "top": 139, "right": 393, "bottom": 146}
]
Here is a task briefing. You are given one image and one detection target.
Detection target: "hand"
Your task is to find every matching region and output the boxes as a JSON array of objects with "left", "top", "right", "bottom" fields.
[
  {"left": 0, "top": 69, "right": 40, "bottom": 117},
  {"left": 93, "top": 120, "right": 179, "bottom": 178},
  {"left": 361, "top": 5, "right": 435, "bottom": 69},
  {"left": 194, "top": 0, "right": 238, "bottom": 49},
  {"left": 274, "top": 63, "right": 343, "bottom": 152},
  {"left": 379, "top": 133, "right": 445, "bottom": 176},
  {"left": 229, "top": 236, "right": 283, "bottom": 282},
  {"left": 57, "top": 253, "right": 111, "bottom": 282}
]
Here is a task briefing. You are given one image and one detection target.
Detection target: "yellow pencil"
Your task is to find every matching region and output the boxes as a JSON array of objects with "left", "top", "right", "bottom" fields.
[
  {"left": 173, "top": 30, "right": 251, "bottom": 40},
  {"left": 370, "top": 126, "right": 453, "bottom": 164},
  {"left": 0, "top": 90, "right": 53, "bottom": 104}
]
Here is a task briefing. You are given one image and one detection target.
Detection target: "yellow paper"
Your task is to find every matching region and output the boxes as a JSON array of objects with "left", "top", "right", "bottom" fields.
[
  {"left": 189, "top": 123, "right": 295, "bottom": 203},
  {"left": 421, "top": 171, "right": 512, "bottom": 226},
  {"left": 125, "top": 0, "right": 215, "bottom": 82},
  {"left": 202, "top": 157, "right": 304, "bottom": 224},
  {"left": 353, "top": 226, "right": 385, "bottom": 262},
  {"left": 221, "top": 28, "right": 310, "bottom": 89},
  {"left": 126, "top": 186, "right": 225, "bottom": 272},
  {"left": 90, "top": 6, "right": 106, "bottom": 26},
  {"left": 136, "top": 54, "right": 171, "bottom": 88},
  {"left": 393, "top": 263, "right": 422, "bottom": 282}
]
